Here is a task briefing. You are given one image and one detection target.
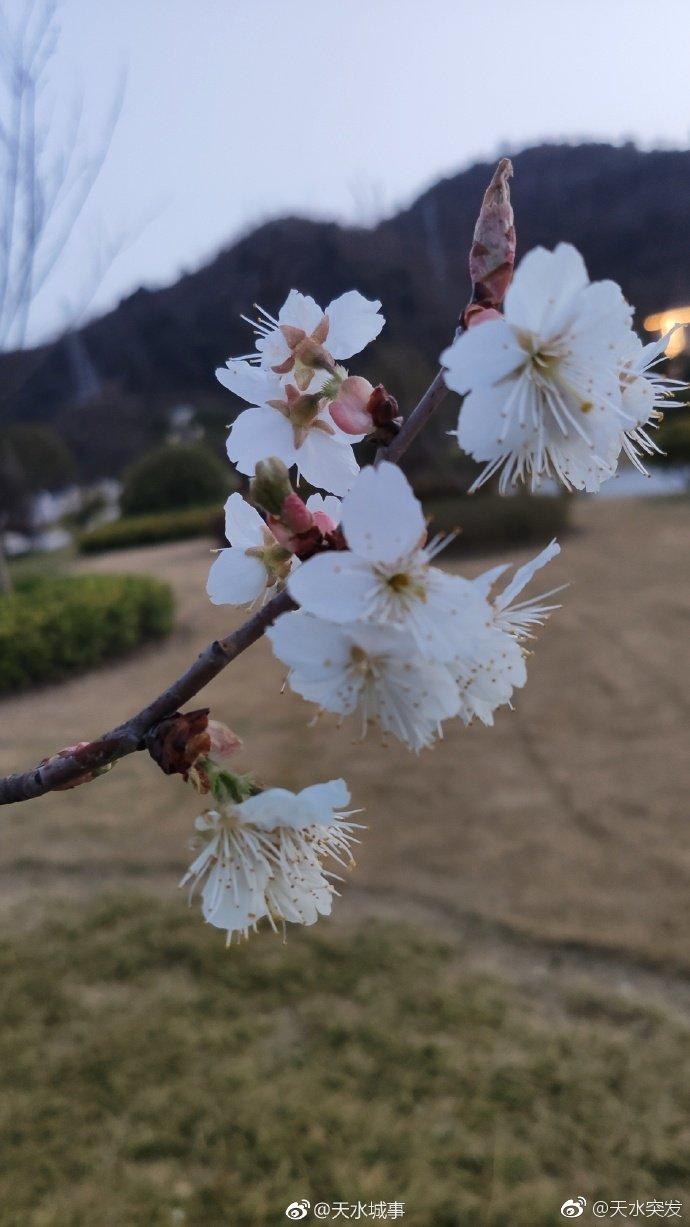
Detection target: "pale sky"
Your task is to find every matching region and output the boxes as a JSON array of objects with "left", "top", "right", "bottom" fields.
[{"left": 8, "top": 0, "right": 690, "bottom": 345}]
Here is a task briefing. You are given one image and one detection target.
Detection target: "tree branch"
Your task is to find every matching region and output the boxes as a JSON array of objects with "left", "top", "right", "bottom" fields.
[
  {"left": 376, "top": 369, "right": 449, "bottom": 464},
  {"left": 0, "top": 590, "right": 295, "bottom": 804},
  {"left": 0, "top": 367, "right": 451, "bottom": 806}
]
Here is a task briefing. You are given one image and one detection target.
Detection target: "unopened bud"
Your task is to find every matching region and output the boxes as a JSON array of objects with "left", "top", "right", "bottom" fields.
[
  {"left": 250, "top": 457, "right": 293, "bottom": 516},
  {"left": 208, "top": 720, "right": 243, "bottom": 759},
  {"left": 267, "top": 514, "right": 322, "bottom": 561},
  {"left": 145, "top": 708, "right": 211, "bottom": 779},
  {"left": 329, "top": 378, "right": 401, "bottom": 438},
  {"left": 280, "top": 491, "right": 315, "bottom": 535},
  {"left": 329, "top": 375, "right": 375, "bottom": 434},
  {"left": 467, "top": 157, "right": 515, "bottom": 315},
  {"left": 145, "top": 709, "right": 242, "bottom": 793},
  {"left": 41, "top": 741, "right": 114, "bottom": 791},
  {"left": 367, "top": 384, "right": 400, "bottom": 429}
]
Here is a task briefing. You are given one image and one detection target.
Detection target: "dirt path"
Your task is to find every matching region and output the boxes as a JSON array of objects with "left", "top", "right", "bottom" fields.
[{"left": 1, "top": 496, "right": 689, "bottom": 988}]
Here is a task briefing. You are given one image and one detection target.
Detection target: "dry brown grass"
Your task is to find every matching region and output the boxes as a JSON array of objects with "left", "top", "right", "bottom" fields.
[
  {"left": 1, "top": 495, "right": 690, "bottom": 1225},
  {"left": 1, "top": 496, "right": 689, "bottom": 975}
]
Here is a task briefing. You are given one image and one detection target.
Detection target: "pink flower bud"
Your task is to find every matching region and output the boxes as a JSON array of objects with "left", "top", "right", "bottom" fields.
[
  {"left": 208, "top": 721, "right": 242, "bottom": 759},
  {"left": 311, "top": 509, "right": 338, "bottom": 534},
  {"left": 467, "top": 157, "right": 515, "bottom": 314},
  {"left": 280, "top": 491, "right": 315, "bottom": 535},
  {"left": 329, "top": 376, "right": 375, "bottom": 434}
]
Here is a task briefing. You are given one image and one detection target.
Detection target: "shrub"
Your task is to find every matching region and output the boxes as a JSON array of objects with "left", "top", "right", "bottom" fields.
[
  {"left": 0, "top": 423, "right": 76, "bottom": 493},
  {"left": 78, "top": 504, "right": 224, "bottom": 554},
  {"left": 120, "top": 443, "right": 232, "bottom": 517},
  {"left": 425, "top": 491, "right": 569, "bottom": 553},
  {"left": 0, "top": 574, "right": 174, "bottom": 695}
]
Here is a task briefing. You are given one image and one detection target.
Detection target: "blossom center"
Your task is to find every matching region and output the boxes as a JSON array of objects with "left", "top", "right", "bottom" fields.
[
  {"left": 529, "top": 347, "right": 561, "bottom": 374},
  {"left": 349, "top": 645, "right": 375, "bottom": 677},
  {"left": 382, "top": 569, "right": 427, "bottom": 601},
  {"left": 267, "top": 386, "right": 335, "bottom": 449},
  {"left": 245, "top": 540, "right": 292, "bottom": 582},
  {"left": 272, "top": 315, "right": 336, "bottom": 391}
]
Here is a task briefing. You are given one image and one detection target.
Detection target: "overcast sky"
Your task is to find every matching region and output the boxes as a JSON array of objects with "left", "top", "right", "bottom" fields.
[{"left": 8, "top": 0, "right": 690, "bottom": 345}]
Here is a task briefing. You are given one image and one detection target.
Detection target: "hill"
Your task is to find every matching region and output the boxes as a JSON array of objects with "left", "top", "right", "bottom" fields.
[{"left": 2, "top": 141, "right": 689, "bottom": 477}]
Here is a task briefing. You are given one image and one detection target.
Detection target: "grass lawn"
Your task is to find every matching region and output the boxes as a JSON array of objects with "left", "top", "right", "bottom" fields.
[{"left": 0, "top": 895, "right": 687, "bottom": 1227}]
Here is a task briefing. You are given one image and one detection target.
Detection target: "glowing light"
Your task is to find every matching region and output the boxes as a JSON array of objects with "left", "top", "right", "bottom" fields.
[{"left": 643, "top": 307, "right": 690, "bottom": 357}]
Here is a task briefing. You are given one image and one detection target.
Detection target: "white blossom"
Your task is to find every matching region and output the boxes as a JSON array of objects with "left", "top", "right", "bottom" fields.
[
  {"left": 181, "top": 779, "right": 360, "bottom": 943},
  {"left": 225, "top": 380, "right": 361, "bottom": 497},
  {"left": 217, "top": 289, "right": 384, "bottom": 396},
  {"left": 207, "top": 492, "right": 290, "bottom": 608},
  {"left": 453, "top": 541, "right": 562, "bottom": 725},
  {"left": 617, "top": 326, "right": 687, "bottom": 470},
  {"left": 287, "top": 462, "right": 485, "bottom": 661},
  {"left": 267, "top": 612, "right": 461, "bottom": 752},
  {"left": 217, "top": 290, "right": 384, "bottom": 496},
  {"left": 441, "top": 243, "right": 640, "bottom": 492}
]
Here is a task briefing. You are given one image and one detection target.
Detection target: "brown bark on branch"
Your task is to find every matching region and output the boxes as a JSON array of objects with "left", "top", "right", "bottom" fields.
[{"left": 0, "top": 589, "right": 294, "bottom": 804}]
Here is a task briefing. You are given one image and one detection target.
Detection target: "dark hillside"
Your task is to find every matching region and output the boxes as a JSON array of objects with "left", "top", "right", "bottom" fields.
[{"left": 2, "top": 142, "right": 689, "bottom": 476}]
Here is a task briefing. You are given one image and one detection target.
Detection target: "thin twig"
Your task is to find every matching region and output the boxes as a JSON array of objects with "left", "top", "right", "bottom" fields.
[
  {"left": 376, "top": 369, "right": 449, "bottom": 464},
  {"left": 0, "top": 368, "right": 450, "bottom": 806}
]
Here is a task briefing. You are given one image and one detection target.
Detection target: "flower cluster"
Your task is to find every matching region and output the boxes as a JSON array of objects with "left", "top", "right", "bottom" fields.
[
  {"left": 268, "top": 462, "right": 560, "bottom": 751},
  {"left": 442, "top": 242, "right": 684, "bottom": 492},
  {"left": 218, "top": 289, "right": 385, "bottom": 495},
  {"left": 185, "top": 158, "right": 680, "bottom": 946}
]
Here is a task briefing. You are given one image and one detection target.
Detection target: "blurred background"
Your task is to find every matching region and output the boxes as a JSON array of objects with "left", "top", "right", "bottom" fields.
[{"left": 0, "top": 2, "right": 689, "bottom": 1225}]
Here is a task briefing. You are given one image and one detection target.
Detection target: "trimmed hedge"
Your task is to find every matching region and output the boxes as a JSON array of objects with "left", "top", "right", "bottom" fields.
[
  {"left": 120, "top": 443, "right": 231, "bottom": 516},
  {"left": 79, "top": 504, "right": 224, "bottom": 554},
  {"left": 425, "top": 491, "right": 569, "bottom": 553},
  {"left": 0, "top": 574, "right": 174, "bottom": 695}
]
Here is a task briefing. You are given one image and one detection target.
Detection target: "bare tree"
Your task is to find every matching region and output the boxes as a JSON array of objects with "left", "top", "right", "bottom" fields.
[
  {"left": 0, "top": 0, "right": 124, "bottom": 591},
  {"left": 0, "top": 0, "right": 124, "bottom": 348}
]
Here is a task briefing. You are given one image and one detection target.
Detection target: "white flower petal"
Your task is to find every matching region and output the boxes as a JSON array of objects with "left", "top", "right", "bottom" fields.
[
  {"left": 494, "top": 540, "right": 561, "bottom": 611},
  {"left": 341, "top": 461, "right": 426, "bottom": 564},
  {"left": 288, "top": 551, "right": 381, "bottom": 621},
  {"left": 201, "top": 851, "right": 269, "bottom": 932},
  {"left": 237, "top": 788, "right": 301, "bottom": 831},
  {"left": 216, "top": 360, "right": 280, "bottom": 405},
  {"left": 255, "top": 327, "right": 290, "bottom": 371},
  {"left": 456, "top": 379, "right": 541, "bottom": 464},
  {"left": 442, "top": 319, "right": 524, "bottom": 394},
  {"left": 294, "top": 430, "right": 359, "bottom": 496},
  {"left": 402, "top": 568, "right": 489, "bottom": 662},
  {"left": 207, "top": 548, "right": 268, "bottom": 606},
  {"left": 297, "top": 779, "right": 350, "bottom": 825},
  {"left": 224, "top": 492, "right": 266, "bottom": 548},
  {"left": 455, "top": 627, "right": 527, "bottom": 725},
  {"left": 267, "top": 610, "right": 351, "bottom": 669},
  {"left": 278, "top": 289, "right": 324, "bottom": 333},
  {"left": 566, "top": 279, "right": 633, "bottom": 351},
  {"left": 621, "top": 373, "right": 655, "bottom": 428},
  {"left": 324, "top": 290, "right": 384, "bottom": 359},
  {"left": 639, "top": 328, "right": 680, "bottom": 367},
  {"left": 504, "top": 242, "right": 588, "bottom": 335},
  {"left": 227, "top": 405, "right": 297, "bottom": 475}
]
